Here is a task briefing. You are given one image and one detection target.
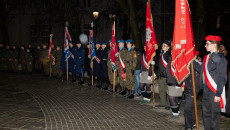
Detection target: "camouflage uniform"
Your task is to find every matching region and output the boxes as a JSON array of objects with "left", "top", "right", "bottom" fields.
[
  {"left": 1, "top": 47, "right": 7, "bottom": 71},
  {"left": 34, "top": 48, "right": 42, "bottom": 71},
  {"left": 19, "top": 50, "right": 27, "bottom": 73},
  {"left": 124, "top": 48, "right": 137, "bottom": 91},
  {"left": 40, "top": 48, "right": 50, "bottom": 76},
  {"left": 52, "top": 48, "right": 63, "bottom": 78},
  {"left": 26, "top": 51, "right": 34, "bottom": 73},
  {"left": 107, "top": 49, "right": 118, "bottom": 91},
  {"left": 0, "top": 46, "right": 5, "bottom": 71},
  {"left": 5, "top": 47, "right": 11, "bottom": 71},
  {"left": 10, "top": 49, "right": 19, "bottom": 72},
  {"left": 50, "top": 48, "right": 56, "bottom": 76},
  {"left": 116, "top": 48, "right": 127, "bottom": 92}
]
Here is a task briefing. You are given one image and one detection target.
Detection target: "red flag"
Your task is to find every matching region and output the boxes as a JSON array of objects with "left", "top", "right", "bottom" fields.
[
  {"left": 110, "top": 21, "right": 118, "bottom": 70},
  {"left": 145, "top": 1, "right": 158, "bottom": 67},
  {"left": 171, "top": 0, "right": 196, "bottom": 84},
  {"left": 48, "top": 34, "right": 53, "bottom": 58}
]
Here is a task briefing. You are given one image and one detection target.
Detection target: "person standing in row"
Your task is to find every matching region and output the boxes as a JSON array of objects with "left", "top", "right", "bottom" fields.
[
  {"left": 26, "top": 48, "right": 34, "bottom": 74},
  {"left": 194, "top": 35, "right": 227, "bottom": 130},
  {"left": 123, "top": 40, "right": 137, "bottom": 99},
  {"left": 10, "top": 45, "right": 19, "bottom": 72},
  {"left": 100, "top": 42, "right": 109, "bottom": 90},
  {"left": 52, "top": 45, "right": 63, "bottom": 79},
  {"left": 184, "top": 51, "right": 201, "bottom": 130},
  {"left": 75, "top": 42, "right": 85, "bottom": 84},
  {"left": 19, "top": 45, "right": 27, "bottom": 73},
  {"left": 116, "top": 40, "right": 128, "bottom": 95},
  {"left": 132, "top": 42, "right": 142, "bottom": 98},
  {"left": 94, "top": 42, "right": 102, "bottom": 88},
  {"left": 155, "top": 40, "right": 171, "bottom": 109},
  {"left": 34, "top": 45, "right": 42, "bottom": 72},
  {"left": 140, "top": 46, "right": 153, "bottom": 103}
]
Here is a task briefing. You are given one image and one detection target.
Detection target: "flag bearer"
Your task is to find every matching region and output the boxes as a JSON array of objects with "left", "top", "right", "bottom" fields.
[
  {"left": 194, "top": 35, "right": 227, "bottom": 130},
  {"left": 53, "top": 45, "right": 63, "bottom": 79}
]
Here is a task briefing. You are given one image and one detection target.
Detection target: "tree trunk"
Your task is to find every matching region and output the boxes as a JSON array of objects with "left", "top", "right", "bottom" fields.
[
  {"left": 194, "top": 0, "right": 205, "bottom": 52},
  {"left": 116, "top": 0, "right": 142, "bottom": 51},
  {"left": 127, "top": 0, "right": 142, "bottom": 50},
  {"left": 0, "top": 2, "right": 10, "bottom": 44}
]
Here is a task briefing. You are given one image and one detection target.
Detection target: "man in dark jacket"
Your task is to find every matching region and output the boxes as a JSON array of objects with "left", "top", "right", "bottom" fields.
[
  {"left": 100, "top": 42, "right": 109, "bottom": 90},
  {"left": 75, "top": 42, "right": 85, "bottom": 84},
  {"left": 93, "top": 42, "right": 102, "bottom": 88}
]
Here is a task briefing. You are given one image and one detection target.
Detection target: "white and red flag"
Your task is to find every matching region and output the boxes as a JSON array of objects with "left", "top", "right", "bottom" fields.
[
  {"left": 48, "top": 34, "right": 53, "bottom": 58},
  {"left": 145, "top": 1, "right": 158, "bottom": 68},
  {"left": 171, "top": 0, "right": 196, "bottom": 84},
  {"left": 110, "top": 21, "right": 118, "bottom": 71}
]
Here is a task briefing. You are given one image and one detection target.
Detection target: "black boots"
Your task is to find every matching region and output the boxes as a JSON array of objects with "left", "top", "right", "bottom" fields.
[
  {"left": 78, "top": 78, "right": 84, "bottom": 85},
  {"left": 127, "top": 90, "right": 134, "bottom": 99},
  {"left": 119, "top": 87, "right": 126, "bottom": 95},
  {"left": 72, "top": 76, "right": 76, "bottom": 82},
  {"left": 95, "top": 81, "right": 102, "bottom": 88},
  {"left": 102, "top": 82, "right": 108, "bottom": 90}
]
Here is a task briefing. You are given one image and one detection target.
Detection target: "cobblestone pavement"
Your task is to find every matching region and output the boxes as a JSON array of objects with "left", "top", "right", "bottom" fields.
[{"left": 0, "top": 73, "right": 229, "bottom": 130}]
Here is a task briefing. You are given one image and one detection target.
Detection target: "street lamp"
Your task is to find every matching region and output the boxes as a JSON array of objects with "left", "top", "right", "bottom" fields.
[
  {"left": 93, "top": 11, "right": 99, "bottom": 42},
  {"left": 93, "top": 11, "right": 99, "bottom": 19}
]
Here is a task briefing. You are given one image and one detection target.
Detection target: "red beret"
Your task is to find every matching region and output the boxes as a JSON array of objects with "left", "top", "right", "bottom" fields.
[
  {"left": 195, "top": 51, "right": 199, "bottom": 56},
  {"left": 205, "top": 35, "right": 222, "bottom": 42}
]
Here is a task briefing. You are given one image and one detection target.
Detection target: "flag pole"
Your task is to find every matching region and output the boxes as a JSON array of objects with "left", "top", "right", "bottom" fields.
[
  {"left": 152, "top": 59, "right": 155, "bottom": 109},
  {"left": 66, "top": 60, "right": 68, "bottom": 83},
  {"left": 49, "top": 59, "right": 52, "bottom": 77},
  {"left": 191, "top": 62, "right": 199, "bottom": 130},
  {"left": 113, "top": 20, "right": 116, "bottom": 93},
  {"left": 148, "top": 0, "right": 155, "bottom": 109},
  {"left": 91, "top": 61, "right": 93, "bottom": 87}
]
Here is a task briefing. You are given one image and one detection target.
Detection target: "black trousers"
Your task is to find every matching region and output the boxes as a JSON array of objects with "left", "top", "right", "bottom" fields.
[
  {"left": 203, "top": 86, "right": 221, "bottom": 130},
  {"left": 184, "top": 87, "right": 196, "bottom": 129}
]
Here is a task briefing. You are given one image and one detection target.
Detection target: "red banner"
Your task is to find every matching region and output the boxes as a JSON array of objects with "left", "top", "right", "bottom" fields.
[
  {"left": 145, "top": 1, "right": 157, "bottom": 67},
  {"left": 171, "top": 0, "right": 196, "bottom": 84},
  {"left": 110, "top": 21, "right": 118, "bottom": 67},
  {"left": 48, "top": 34, "right": 53, "bottom": 58}
]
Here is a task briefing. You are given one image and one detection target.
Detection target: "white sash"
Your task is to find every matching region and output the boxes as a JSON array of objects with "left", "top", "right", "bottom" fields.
[
  {"left": 142, "top": 53, "right": 148, "bottom": 69},
  {"left": 203, "top": 55, "right": 226, "bottom": 112},
  {"left": 161, "top": 54, "right": 168, "bottom": 68}
]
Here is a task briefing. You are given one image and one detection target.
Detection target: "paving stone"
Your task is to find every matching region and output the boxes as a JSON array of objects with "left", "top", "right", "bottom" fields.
[{"left": 0, "top": 73, "right": 230, "bottom": 130}]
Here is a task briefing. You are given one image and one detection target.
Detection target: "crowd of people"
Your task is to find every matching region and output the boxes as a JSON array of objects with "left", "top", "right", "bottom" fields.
[{"left": 0, "top": 35, "right": 228, "bottom": 130}]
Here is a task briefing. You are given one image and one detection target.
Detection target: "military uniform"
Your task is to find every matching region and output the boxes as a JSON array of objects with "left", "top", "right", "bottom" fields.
[
  {"left": 5, "top": 47, "right": 11, "bottom": 71},
  {"left": 75, "top": 44, "right": 85, "bottom": 84},
  {"left": 26, "top": 50, "right": 34, "bottom": 73},
  {"left": 123, "top": 48, "right": 137, "bottom": 98},
  {"left": 10, "top": 48, "right": 19, "bottom": 72},
  {"left": 116, "top": 46, "right": 127, "bottom": 95},
  {"left": 52, "top": 48, "right": 63, "bottom": 78},
  {"left": 0, "top": 45, "right": 5, "bottom": 71},
  {"left": 34, "top": 48, "right": 42, "bottom": 71},
  {"left": 40, "top": 47, "right": 50, "bottom": 76},
  {"left": 19, "top": 49, "right": 27, "bottom": 73}
]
